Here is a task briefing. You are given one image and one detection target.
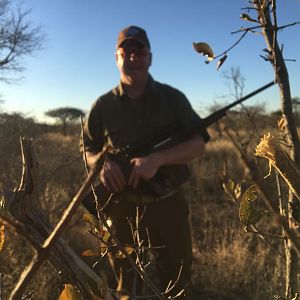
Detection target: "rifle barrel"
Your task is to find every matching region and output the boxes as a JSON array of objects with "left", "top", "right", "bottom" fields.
[
  {"left": 202, "top": 80, "right": 276, "bottom": 127},
  {"left": 126, "top": 80, "right": 276, "bottom": 156},
  {"left": 224, "top": 80, "right": 276, "bottom": 111}
]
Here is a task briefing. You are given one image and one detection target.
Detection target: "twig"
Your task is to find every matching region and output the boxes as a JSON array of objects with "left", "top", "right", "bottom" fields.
[
  {"left": 277, "top": 21, "right": 300, "bottom": 31},
  {"left": 245, "top": 229, "right": 287, "bottom": 240},
  {"left": 163, "top": 265, "right": 183, "bottom": 295},
  {"left": 213, "top": 30, "right": 248, "bottom": 60}
]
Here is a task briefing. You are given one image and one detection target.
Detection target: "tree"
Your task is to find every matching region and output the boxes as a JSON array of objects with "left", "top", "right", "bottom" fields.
[
  {"left": 45, "top": 107, "right": 85, "bottom": 136},
  {"left": 195, "top": 1, "right": 300, "bottom": 298},
  {"left": 0, "top": 0, "right": 44, "bottom": 83}
]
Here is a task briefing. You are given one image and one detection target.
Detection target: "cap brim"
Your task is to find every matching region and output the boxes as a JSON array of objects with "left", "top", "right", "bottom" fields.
[{"left": 118, "top": 37, "right": 147, "bottom": 48}]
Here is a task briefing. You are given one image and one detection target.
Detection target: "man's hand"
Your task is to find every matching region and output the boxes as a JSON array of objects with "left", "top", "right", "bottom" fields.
[
  {"left": 128, "top": 154, "right": 160, "bottom": 189},
  {"left": 100, "top": 157, "right": 126, "bottom": 193}
]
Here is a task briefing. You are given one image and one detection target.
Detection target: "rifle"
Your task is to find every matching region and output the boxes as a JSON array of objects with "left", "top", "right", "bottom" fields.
[
  {"left": 83, "top": 80, "right": 276, "bottom": 212},
  {"left": 125, "top": 80, "right": 276, "bottom": 157}
]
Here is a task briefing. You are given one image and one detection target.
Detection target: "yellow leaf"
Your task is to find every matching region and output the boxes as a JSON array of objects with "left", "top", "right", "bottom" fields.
[
  {"left": 222, "top": 179, "right": 239, "bottom": 202},
  {"left": 115, "top": 246, "right": 134, "bottom": 259},
  {"left": 102, "top": 230, "right": 110, "bottom": 243},
  {"left": 278, "top": 117, "right": 286, "bottom": 131},
  {"left": 192, "top": 42, "right": 215, "bottom": 63},
  {"left": 0, "top": 225, "right": 4, "bottom": 252},
  {"left": 83, "top": 213, "right": 100, "bottom": 231},
  {"left": 234, "top": 183, "right": 242, "bottom": 200},
  {"left": 228, "top": 179, "right": 235, "bottom": 194},
  {"left": 58, "top": 284, "right": 82, "bottom": 300}
]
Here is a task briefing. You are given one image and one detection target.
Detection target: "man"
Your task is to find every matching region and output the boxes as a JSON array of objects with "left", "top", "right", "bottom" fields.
[{"left": 82, "top": 25, "right": 210, "bottom": 299}]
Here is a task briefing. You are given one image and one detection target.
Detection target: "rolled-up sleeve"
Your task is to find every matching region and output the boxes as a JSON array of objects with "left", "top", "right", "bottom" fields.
[
  {"left": 172, "top": 90, "right": 210, "bottom": 144},
  {"left": 81, "top": 100, "right": 105, "bottom": 154}
]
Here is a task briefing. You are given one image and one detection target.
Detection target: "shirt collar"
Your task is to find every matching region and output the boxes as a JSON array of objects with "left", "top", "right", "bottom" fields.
[{"left": 113, "top": 74, "right": 157, "bottom": 99}]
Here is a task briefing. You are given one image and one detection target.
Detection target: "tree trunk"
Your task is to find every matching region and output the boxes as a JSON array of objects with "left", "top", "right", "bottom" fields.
[{"left": 254, "top": 1, "right": 300, "bottom": 297}]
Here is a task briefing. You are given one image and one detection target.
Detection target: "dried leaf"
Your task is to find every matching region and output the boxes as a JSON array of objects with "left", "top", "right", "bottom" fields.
[
  {"left": 240, "top": 13, "right": 258, "bottom": 23},
  {"left": 0, "top": 196, "right": 5, "bottom": 210},
  {"left": 193, "top": 42, "right": 215, "bottom": 63},
  {"left": 102, "top": 230, "right": 110, "bottom": 243},
  {"left": 83, "top": 213, "right": 101, "bottom": 231},
  {"left": 58, "top": 284, "right": 82, "bottom": 300},
  {"left": 222, "top": 179, "right": 240, "bottom": 202},
  {"left": 0, "top": 225, "right": 4, "bottom": 252},
  {"left": 234, "top": 183, "right": 242, "bottom": 200},
  {"left": 278, "top": 117, "right": 286, "bottom": 131},
  {"left": 115, "top": 246, "right": 134, "bottom": 259},
  {"left": 81, "top": 248, "right": 101, "bottom": 257},
  {"left": 217, "top": 54, "right": 227, "bottom": 71}
]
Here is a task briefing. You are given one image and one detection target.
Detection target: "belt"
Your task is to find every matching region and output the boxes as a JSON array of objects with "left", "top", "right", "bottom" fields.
[
  {"left": 123, "top": 191, "right": 159, "bottom": 204},
  {"left": 117, "top": 189, "right": 179, "bottom": 205}
]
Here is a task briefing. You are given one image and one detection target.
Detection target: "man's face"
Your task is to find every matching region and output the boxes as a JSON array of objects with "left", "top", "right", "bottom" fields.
[{"left": 116, "top": 40, "right": 151, "bottom": 82}]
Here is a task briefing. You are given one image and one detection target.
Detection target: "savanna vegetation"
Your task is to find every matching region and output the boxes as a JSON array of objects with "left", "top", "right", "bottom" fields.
[{"left": 0, "top": 107, "right": 293, "bottom": 300}]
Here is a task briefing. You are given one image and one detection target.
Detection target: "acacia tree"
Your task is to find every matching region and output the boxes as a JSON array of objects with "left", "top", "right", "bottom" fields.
[
  {"left": 0, "top": 0, "right": 44, "bottom": 83},
  {"left": 45, "top": 107, "right": 85, "bottom": 136}
]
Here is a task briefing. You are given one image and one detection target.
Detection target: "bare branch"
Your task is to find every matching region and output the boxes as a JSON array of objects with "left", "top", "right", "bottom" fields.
[{"left": 0, "top": 1, "right": 44, "bottom": 82}]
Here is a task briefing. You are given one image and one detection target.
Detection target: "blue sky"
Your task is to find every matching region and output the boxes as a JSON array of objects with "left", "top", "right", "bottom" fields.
[{"left": 1, "top": 0, "right": 300, "bottom": 121}]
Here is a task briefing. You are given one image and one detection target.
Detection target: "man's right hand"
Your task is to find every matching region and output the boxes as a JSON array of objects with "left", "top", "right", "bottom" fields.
[{"left": 99, "top": 157, "right": 126, "bottom": 193}]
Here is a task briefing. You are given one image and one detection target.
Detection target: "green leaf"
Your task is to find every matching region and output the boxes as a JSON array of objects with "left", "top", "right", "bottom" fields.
[
  {"left": 192, "top": 42, "right": 215, "bottom": 63},
  {"left": 239, "top": 185, "right": 269, "bottom": 228}
]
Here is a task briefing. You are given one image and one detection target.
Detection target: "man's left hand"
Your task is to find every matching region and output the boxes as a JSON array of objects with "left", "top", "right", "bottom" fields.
[{"left": 128, "top": 154, "right": 160, "bottom": 189}]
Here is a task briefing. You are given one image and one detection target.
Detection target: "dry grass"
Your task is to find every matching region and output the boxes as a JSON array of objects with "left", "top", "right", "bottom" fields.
[{"left": 0, "top": 121, "right": 288, "bottom": 299}]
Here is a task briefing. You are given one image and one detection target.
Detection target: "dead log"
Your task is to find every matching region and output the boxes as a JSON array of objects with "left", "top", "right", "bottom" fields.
[{"left": 2, "top": 137, "right": 113, "bottom": 300}]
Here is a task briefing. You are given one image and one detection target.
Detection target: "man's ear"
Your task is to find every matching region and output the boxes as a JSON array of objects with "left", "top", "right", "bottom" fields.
[
  {"left": 115, "top": 53, "right": 121, "bottom": 67},
  {"left": 149, "top": 52, "right": 152, "bottom": 66}
]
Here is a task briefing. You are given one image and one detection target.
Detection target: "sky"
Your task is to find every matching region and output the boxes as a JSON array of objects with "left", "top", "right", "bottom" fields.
[{"left": 1, "top": 0, "right": 300, "bottom": 122}]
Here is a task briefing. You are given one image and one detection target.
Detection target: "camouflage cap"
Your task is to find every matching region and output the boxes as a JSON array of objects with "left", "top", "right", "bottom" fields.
[{"left": 116, "top": 26, "right": 150, "bottom": 49}]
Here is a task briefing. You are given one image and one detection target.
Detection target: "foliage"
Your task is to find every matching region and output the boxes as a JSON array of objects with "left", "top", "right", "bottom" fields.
[
  {"left": 0, "top": 0, "right": 44, "bottom": 82},
  {"left": 45, "top": 107, "right": 85, "bottom": 136},
  {"left": 239, "top": 185, "right": 269, "bottom": 229},
  {"left": 0, "top": 110, "right": 288, "bottom": 299}
]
